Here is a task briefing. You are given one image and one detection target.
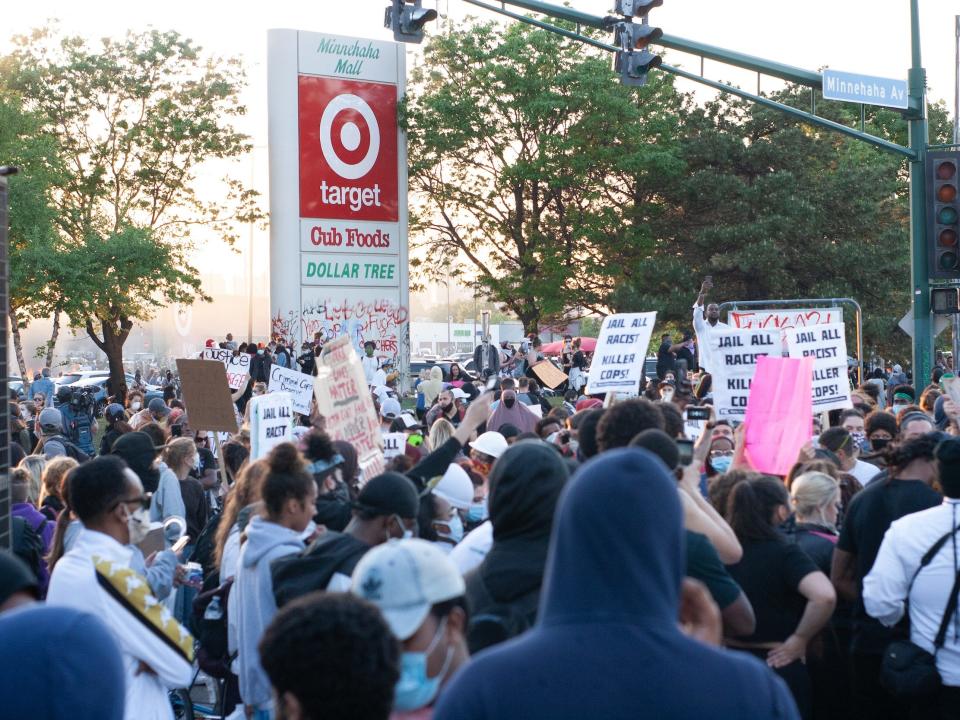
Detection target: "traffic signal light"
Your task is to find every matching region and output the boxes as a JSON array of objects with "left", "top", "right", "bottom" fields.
[
  {"left": 927, "top": 151, "right": 960, "bottom": 279},
  {"left": 611, "top": 1, "right": 662, "bottom": 87},
  {"left": 385, "top": 0, "right": 437, "bottom": 44},
  {"left": 931, "top": 288, "right": 960, "bottom": 314}
]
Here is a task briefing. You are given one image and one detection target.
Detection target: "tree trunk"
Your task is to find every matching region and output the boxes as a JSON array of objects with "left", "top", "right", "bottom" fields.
[
  {"left": 85, "top": 314, "right": 133, "bottom": 403},
  {"left": 10, "top": 311, "right": 29, "bottom": 385},
  {"left": 45, "top": 309, "right": 61, "bottom": 369}
]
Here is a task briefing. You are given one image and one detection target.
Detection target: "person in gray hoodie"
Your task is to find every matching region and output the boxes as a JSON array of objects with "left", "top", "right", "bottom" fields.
[{"left": 236, "top": 443, "right": 318, "bottom": 719}]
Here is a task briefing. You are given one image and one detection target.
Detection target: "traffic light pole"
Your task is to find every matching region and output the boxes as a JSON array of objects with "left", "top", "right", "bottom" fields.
[
  {"left": 908, "top": 0, "right": 933, "bottom": 388},
  {"left": 454, "top": 0, "right": 933, "bottom": 385}
]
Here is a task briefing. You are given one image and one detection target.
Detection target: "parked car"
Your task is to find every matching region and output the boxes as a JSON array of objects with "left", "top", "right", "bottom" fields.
[
  {"left": 66, "top": 372, "right": 163, "bottom": 416},
  {"left": 409, "top": 359, "right": 480, "bottom": 383}
]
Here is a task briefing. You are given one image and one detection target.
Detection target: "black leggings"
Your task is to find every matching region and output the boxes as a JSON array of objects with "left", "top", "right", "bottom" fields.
[{"left": 740, "top": 649, "right": 812, "bottom": 720}]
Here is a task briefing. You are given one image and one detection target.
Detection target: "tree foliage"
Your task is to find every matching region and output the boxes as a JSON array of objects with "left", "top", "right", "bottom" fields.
[
  {"left": 3, "top": 28, "right": 258, "bottom": 395},
  {"left": 404, "top": 20, "right": 686, "bottom": 333}
]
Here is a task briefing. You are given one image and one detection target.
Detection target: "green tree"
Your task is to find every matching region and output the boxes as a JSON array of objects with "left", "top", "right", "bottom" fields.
[
  {"left": 6, "top": 28, "right": 259, "bottom": 398},
  {"left": 0, "top": 91, "right": 66, "bottom": 380},
  {"left": 612, "top": 86, "right": 954, "bottom": 363},
  {"left": 404, "top": 20, "right": 687, "bottom": 333}
]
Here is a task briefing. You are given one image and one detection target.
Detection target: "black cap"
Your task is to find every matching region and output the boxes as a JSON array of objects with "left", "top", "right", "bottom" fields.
[
  {"left": 0, "top": 548, "right": 39, "bottom": 607},
  {"left": 354, "top": 472, "right": 419, "bottom": 519}
]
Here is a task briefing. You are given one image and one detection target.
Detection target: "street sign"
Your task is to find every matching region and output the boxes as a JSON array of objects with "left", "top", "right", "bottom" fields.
[
  {"left": 822, "top": 69, "right": 908, "bottom": 110},
  {"left": 897, "top": 310, "right": 949, "bottom": 339}
]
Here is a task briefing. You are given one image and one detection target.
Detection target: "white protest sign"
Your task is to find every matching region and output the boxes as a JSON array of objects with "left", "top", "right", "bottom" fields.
[
  {"left": 382, "top": 432, "right": 406, "bottom": 460},
  {"left": 249, "top": 392, "right": 294, "bottom": 459},
  {"left": 728, "top": 308, "right": 843, "bottom": 331},
  {"left": 315, "top": 336, "right": 386, "bottom": 481},
  {"left": 786, "top": 323, "right": 852, "bottom": 413},
  {"left": 201, "top": 348, "right": 251, "bottom": 390},
  {"left": 710, "top": 328, "right": 779, "bottom": 419},
  {"left": 585, "top": 312, "right": 657, "bottom": 396},
  {"left": 268, "top": 365, "right": 315, "bottom": 416}
]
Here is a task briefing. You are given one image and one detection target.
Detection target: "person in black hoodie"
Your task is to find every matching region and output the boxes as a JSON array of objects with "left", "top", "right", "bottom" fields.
[
  {"left": 464, "top": 441, "right": 568, "bottom": 654},
  {"left": 304, "top": 431, "right": 352, "bottom": 531},
  {"left": 271, "top": 472, "right": 420, "bottom": 607},
  {"left": 435, "top": 448, "right": 801, "bottom": 720}
]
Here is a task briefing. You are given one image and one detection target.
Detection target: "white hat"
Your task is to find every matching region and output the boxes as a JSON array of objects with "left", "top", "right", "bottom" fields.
[
  {"left": 380, "top": 398, "right": 402, "bottom": 419},
  {"left": 432, "top": 464, "right": 474, "bottom": 510},
  {"left": 398, "top": 413, "right": 421, "bottom": 430},
  {"left": 451, "top": 387, "right": 469, "bottom": 400},
  {"left": 351, "top": 539, "right": 465, "bottom": 641},
  {"left": 470, "top": 431, "right": 508, "bottom": 459}
]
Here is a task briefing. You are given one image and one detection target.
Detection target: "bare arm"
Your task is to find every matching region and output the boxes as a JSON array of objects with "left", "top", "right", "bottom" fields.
[
  {"left": 831, "top": 547, "right": 859, "bottom": 602},
  {"left": 722, "top": 592, "right": 757, "bottom": 638},
  {"left": 452, "top": 393, "right": 493, "bottom": 447},
  {"left": 767, "top": 571, "right": 836, "bottom": 668}
]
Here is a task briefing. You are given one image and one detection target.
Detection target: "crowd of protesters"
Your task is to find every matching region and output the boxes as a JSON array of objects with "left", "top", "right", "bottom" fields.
[{"left": 0, "top": 303, "right": 959, "bottom": 720}]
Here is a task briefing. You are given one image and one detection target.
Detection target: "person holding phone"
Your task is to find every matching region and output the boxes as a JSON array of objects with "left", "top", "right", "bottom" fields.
[{"left": 693, "top": 277, "right": 729, "bottom": 375}]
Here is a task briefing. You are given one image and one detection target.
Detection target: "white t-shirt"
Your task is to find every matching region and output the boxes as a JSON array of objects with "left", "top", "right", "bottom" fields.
[
  {"left": 692, "top": 302, "right": 729, "bottom": 374},
  {"left": 449, "top": 521, "right": 494, "bottom": 575}
]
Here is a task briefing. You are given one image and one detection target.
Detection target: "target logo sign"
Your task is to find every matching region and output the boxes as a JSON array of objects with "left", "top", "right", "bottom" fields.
[{"left": 299, "top": 75, "right": 398, "bottom": 222}]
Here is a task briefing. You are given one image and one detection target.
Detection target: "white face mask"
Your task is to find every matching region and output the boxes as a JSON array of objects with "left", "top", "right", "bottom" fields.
[
  {"left": 131, "top": 401, "right": 142, "bottom": 411},
  {"left": 126, "top": 506, "right": 151, "bottom": 545}
]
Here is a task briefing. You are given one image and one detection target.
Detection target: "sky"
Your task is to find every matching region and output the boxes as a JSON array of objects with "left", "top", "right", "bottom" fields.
[{"left": 3, "top": 0, "right": 959, "bottom": 360}]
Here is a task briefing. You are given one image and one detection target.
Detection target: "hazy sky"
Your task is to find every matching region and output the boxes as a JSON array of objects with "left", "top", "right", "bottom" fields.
[{"left": 3, "top": 1, "right": 958, "bottom": 356}]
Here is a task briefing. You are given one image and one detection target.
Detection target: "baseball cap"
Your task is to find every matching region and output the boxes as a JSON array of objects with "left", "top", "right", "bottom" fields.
[
  {"left": 470, "top": 431, "right": 508, "bottom": 458},
  {"left": 147, "top": 397, "right": 170, "bottom": 416},
  {"left": 354, "top": 472, "right": 419, "bottom": 519},
  {"left": 38, "top": 407, "right": 63, "bottom": 433},
  {"left": 380, "top": 398, "right": 402, "bottom": 419},
  {"left": 429, "top": 463, "right": 474, "bottom": 510},
  {"left": 205, "top": 338, "right": 215, "bottom": 348},
  {"left": 575, "top": 398, "right": 603, "bottom": 411},
  {"left": 398, "top": 413, "right": 422, "bottom": 430},
  {"left": 451, "top": 387, "right": 469, "bottom": 400},
  {"left": 351, "top": 539, "right": 465, "bottom": 641},
  {"left": 104, "top": 403, "right": 126, "bottom": 423}
]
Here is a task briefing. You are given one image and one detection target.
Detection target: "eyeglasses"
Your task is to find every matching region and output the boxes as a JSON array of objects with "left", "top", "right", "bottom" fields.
[
  {"left": 112, "top": 493, "right": 152, "bottom": 512},
  {"left": 709, "top": 449, "right": 734, "bottom": 458}
]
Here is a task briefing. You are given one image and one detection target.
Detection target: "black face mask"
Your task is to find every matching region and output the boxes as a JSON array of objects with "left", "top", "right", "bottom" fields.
[
  {"left": 504, "top": 397, "right": 516, "bottom": 409},
  {"left": 441, "top": 402, "right": 454, "bottom": 412},
  {"left": 871, "top": 437, "right": 890, "bottom": 451}
]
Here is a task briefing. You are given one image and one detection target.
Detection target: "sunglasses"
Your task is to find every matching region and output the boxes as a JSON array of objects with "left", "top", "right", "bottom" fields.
[{"left": 113, "top": 492, "right": 153, "bottom": 512}]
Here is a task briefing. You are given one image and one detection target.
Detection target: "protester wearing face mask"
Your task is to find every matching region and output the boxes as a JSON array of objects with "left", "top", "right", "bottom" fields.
[
  {"left": 47, "top": 456, "right": 194, "bottom": 720},
  {"left": 353, "top": 539, "right": 470, "bottom": 719},
  {"left": 706, "top": 435, "right": 735, "bottom": 476},
  {"left": 425, "top": 390, "right": 465, "bottom": 430},
  {"left": 863, "top": 410, "right": 898, "bottom": 465},
  {"left": 486, "top": 389, "right": 538, "bottom": 435},
  {"left": 362, "top": 340, "right": 381, "bottom": 386},
  {"left": 421, "top": 464, "right": 474, "bottom": 552},
  {"left": 840, "top": 408, "right": 868, "bottom": 452},
  {"left": 272, "top": 472, "right": 420, "bottom": 604},
  {"left": 819, "top": 428, "right": 880, "bottom": 488},
  {"left": 889, "top": 385, "right": 915, "bottom": 416}
]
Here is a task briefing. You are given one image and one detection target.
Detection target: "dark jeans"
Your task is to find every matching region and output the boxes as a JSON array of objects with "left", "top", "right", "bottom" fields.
[{"left": 742, "top": 649, "right": 812, "bottom": 720}]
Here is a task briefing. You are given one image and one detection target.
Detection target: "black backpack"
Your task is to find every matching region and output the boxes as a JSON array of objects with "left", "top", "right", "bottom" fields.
[
  {"left": 192, "top": 577, "right": 234, "bottom": 680},
  {"left": 12, "top": 516, "right": 46, "bottom": 583},
  {"left": 464, "top": 571, "right": 540, "bottom": 655},
  {"left": 190, "top": 512, "right": 223, "bottom": 590}
]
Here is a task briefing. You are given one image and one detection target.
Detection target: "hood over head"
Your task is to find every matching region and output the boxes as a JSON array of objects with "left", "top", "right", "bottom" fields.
[
  {"left": 111, "top": 431, "right": 160, "bottom": 493},
  {"left": 478, "top": 441, "right": 569, "bottom": 600},
  {"left": 539, "top": 448, "right": 683, "bottom": 628},
  {"left": 487, "top": 390, "right": 539, "bottom": 434}
]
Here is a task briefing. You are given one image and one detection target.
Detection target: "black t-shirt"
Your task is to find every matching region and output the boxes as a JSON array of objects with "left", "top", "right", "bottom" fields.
[
  {"left": 788, "top": 523, "right": 836, "bottom": 576},
  {"left": 572, "top": 350, "right": 587, "bottom": 370},
  {"left": 836, "top": 477, "right": 941, "bottom": 652},
  {"left": 656, "top": 342, "right": 676, "bottom": 379},
  {"left": 189, "top": 447, "right": 218, "bottom": 484},
  {"left": 726, "top": 535, "right": 819, "bottom": 643},
  {"left": 675, "top": 345, "right": 696, "bottom": 372},
  {"left": 685, "top": 530, "right": 742, "bottom": 610},
  {"left": 179, "top": 477, "right": 208, "bottom": 540}
]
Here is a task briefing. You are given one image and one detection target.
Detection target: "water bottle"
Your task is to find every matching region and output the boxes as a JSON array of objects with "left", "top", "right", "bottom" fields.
[{"left": 204, "top": 596, "right": 223, "bottom": 621}]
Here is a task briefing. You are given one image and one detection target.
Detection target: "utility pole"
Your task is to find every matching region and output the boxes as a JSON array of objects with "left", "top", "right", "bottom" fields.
[
  {"left": 907, "top": 0, "right": 932, "bottom": 386},
  {"left": 953, "top": 14, "right": 960, "bottom": 371}
]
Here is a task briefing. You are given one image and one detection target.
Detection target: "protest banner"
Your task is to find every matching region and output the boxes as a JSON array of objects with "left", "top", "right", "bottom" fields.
[
  {"left": 382, "top": 432, "right": 406, "bottom": 460},
  {"left": 176, "top": 359, "right": 240, "bottom": 433},
  {"left": 201, "top": 347, "right": 251, "bottom": 390},
  {"left": 249, "top": 392, "right": 294, "bottom": 460},
  {"left": 728, "top": 307, "right": 843, "bottom": 331},
  {"left": 585, "top": 312, "right": 657, "bottom": 396},
  {"left": 744, "top": 355, "right": 814, "bottom": 476},
  {"left": 709, "top": 328, "right": 779, "bottom": 419},
  {"left": 786, "top": 322, "right": 852, "bottom": 413},
  {"left": 530, "top": 361, "right": 568, "bottom": 390},
  {"left": 269, "top": 364, "right": 315, "bottom": 416},
  {"left": 315, "top": 335, "right": 385, "bottom": 480}
]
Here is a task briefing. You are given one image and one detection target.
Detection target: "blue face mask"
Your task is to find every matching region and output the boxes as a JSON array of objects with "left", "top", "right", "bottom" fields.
[
  {"left": 435, "top": 512, "right": 464, "bottom": 544},
  {"left": 466, "top": 501, "right": 488, "bottom": 524},
  {"left": 394, "top": 619, "right": 452, "bottom": 712},
  {"left": 711, "top": 455, "right": 733, "bottom": 474}
]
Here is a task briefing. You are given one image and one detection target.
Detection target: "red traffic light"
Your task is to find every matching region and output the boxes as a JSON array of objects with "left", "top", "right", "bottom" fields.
[
  {"left": 939, "top": 229, "right": 958, "bottom": 246},
  {"left": 937, "top": 161, "right": 957, "bottom": 181}
]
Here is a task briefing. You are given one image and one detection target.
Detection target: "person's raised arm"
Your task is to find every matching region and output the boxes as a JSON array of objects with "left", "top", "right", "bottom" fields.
[{"left": 408, "top": 394, "right": 493, "bottom": 485}]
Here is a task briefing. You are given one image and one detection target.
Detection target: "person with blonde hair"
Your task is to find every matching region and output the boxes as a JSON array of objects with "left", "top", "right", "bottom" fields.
[
  {"left": 38, "top": 456, "right": 79, "bottom": 522},
  {"left": 163, "top": 438, "right": 207, "bottom": 542},
  {"left": 789, "top": 472, "right": 842, "bottom": 572},
  {"left": 18, "top": 455, "right": 46, "bottom": 506},
  {"left": 429, "top": 418, "right": 457, "bottom": 454}
]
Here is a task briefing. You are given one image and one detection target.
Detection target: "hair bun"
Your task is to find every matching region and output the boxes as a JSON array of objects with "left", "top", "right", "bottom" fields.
[{"left": 267, "top": 442, "right": 306, "bottom": 476}]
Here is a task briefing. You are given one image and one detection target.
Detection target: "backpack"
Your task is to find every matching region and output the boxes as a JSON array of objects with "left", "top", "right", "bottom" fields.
[
  {"left": 12, "top": 516, "right": 46, "bottom": 583},
  {"left": 192, "top": 577, "right": 234, "bottom": 679},
  {"left": 189, "top": 512, "right": 223, "bottom": 589},
  {"left": 464, "top": 571, "right": 540, "bottom": 654}
]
